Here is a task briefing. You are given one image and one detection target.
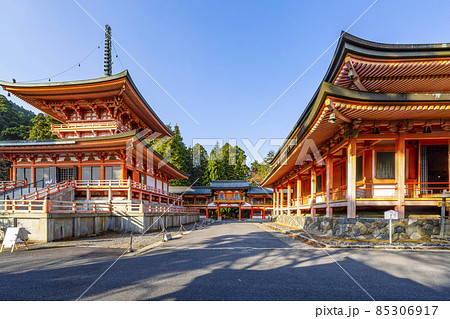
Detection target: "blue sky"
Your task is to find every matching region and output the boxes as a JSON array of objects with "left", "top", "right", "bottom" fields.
[{"left": 2, "top": 0, "right": 450, "bottom": 163}]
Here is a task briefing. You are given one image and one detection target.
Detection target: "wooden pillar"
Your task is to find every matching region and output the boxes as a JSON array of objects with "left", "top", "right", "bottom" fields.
[
  {"left": 206, "top": 209, "right": 209, "bottom": 219},
  {"left": 100, "top": 156, "right": 105, "bottom": 181},
  {"left": 217, "top": 206, "right": 221, "bottom": 220},
  {"left": 239, "top": 205, "right": 242, "bottom": 221},
  {"left": 30, "top": 158, "right": 36, "bottom": 184},
  {"left": 287, "top": 181, "right": 291, "bottom": 213},
  {"left": 12, "top": 159, "right": 17, "bottom": 181},
  {"left": 250, "top": 207, "right": 254, "bottom": 219},
  {"left": 310, "top": 167, "right": 316, "bottom": 217},
  {"left": 347, "top": 138, "right": 357, "bottom": 218},
  {"left": 395, "top": 133, "right": 406, "bottom": 218},
  {"left": 280, "top": 186, "right": 284, "bottom": 214},
  {"left": 120, "top": 160, "right": 127, "bottom": 180},
  {"left": 263, "top": 208, "right": 266, "bottom": 219},
  {"left": 326, "top": 155, "right": 333, "bottom": 217},
  {"left": 273, "top": 187, "right": 280, "bottom": 215},
  {"left": 296, "top": 176, "right": 301, "bottom": 216}
]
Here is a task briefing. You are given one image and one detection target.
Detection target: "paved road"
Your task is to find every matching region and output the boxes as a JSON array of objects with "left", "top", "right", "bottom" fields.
[{"left": 0, "top": 221, "right": 449, "bottom": 301}]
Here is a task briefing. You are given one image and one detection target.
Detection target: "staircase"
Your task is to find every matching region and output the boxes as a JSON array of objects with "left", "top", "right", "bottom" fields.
[
  {"left": 13, "top": 180, "right": 75, "bottom": 200},
  {"left": 1, "top": 180, "right": 44, "bottom": 200}
]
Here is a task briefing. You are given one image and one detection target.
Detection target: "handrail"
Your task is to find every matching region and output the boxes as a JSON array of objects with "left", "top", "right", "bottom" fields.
[
  {"left": 405, "top": 181, "right": 450, "bottom": 198},
  {"left": 355, "top": 182, "right": 397, "bottom": 200},
  {"left": 51, "top": 121, "right": 127, "bottom": 131},
  {"left": 213, "top": 196, "right": 246, "bottom": 202},
  {"left": 17, "top": 180, "right": 75, "bottom": 201},
  {"left": 0, "top": 199, "right": 198, "bottom": 214},
  {"left": 0, "top": 180, "right": 26, "bottom": 193},
  {"left": 13, "top": 179, "right": 183, "bottom": 201},
  {"left": 2, "top": 179, "right": 45, "bottom": 200}
]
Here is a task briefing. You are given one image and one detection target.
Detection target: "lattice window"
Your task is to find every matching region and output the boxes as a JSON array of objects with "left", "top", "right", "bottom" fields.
[{"left": 59, "top": 168, "right": 74, "bottom": 182}]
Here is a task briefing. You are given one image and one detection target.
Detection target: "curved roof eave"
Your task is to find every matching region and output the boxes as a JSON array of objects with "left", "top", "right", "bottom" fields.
[
  {"left": 267, "top": 32, "right": 450, "bottom": 169},
  {"left": 0, "top": 70, "right": 174, "bottom": 137},
  {"left": 261, "top": 81, "right": 450, "bottom": 187}
]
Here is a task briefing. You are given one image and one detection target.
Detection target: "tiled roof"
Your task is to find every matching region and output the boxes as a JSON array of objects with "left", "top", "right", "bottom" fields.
[
  {"left": 169, "top": 186, "right": 211, "bottom": 195},
  {"left": 247, "top": 186, "right": 273, "bottom": 195},
  {"left": 209, "top": 180, "right": 250, "bottom": 189}
]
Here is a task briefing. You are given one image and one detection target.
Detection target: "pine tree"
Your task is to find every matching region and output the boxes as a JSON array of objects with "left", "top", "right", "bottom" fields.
[
  {"left": 149, "top": 124, "right": 191, "bottom": 186},
  {"left": 28, "top": 114, "right": 59, "bottom": 140},
  {"left": 189, "top": 143, "right": 208, "bottom": 185}
]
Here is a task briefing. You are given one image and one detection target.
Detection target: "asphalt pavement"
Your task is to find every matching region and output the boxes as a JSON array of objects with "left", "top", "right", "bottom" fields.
[{"left": 0, "top": 220, "right": 449, "bottom": 301}]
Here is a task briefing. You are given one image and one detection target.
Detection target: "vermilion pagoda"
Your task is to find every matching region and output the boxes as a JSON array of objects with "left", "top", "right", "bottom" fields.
[
  {"left": 262, "top": 33, "right": 450, "bottom": 219},
  {"left": 0, "top": 70, "right": 187, "bottom": 206}
]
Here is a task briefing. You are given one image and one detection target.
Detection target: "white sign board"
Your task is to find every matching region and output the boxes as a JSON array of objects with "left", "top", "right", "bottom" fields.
[
  {"left": 384, "top": 210, "right": 398, "bottom": 219},
  {"left": 1, "top": 227, "right": 28, "bottom": 252}
]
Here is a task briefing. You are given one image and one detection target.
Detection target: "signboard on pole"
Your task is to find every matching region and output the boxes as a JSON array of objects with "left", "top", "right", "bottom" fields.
[
  {"left": 384, "top": 210, "right": 398, "bottom": 220},
  {"left": 0, "top": 227, "right": 29, "bottom": 253},
  {"left": 384, "top": 210, "right": 398, "bottom": 245}
]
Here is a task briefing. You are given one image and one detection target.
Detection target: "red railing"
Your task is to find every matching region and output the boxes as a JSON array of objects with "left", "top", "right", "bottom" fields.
[
  {"left": 0, "top": 180, "right": 26, "bottom": 193},
  {"left": 330, "top": 185, "right": 347, "bottom": 201},
  {"left": 51, "top": 121, "right": 127, "bottom": 133},
  {"left": 14, "top": 180, "right": 182, "bottom": 201},
  {"left": 405, "top": 181, "right": 449, "bottom": 198},
  {"left": 19, "top": 180, "right": 76, "bottom": 201},
  {"left": 356, "top": 182, "right": 397, "bottom": 199},
  {"left": 129, "top": 181, "right": 182, "bottom": 200},
  {"left": 314, "top": 191, "right": 327, "bottom": 203},
  {"left": 0, "top": 199, "right": 198, "bottom": 215},
  {"left": 0, "top": 200, "right": 46, "bottom": 213}
]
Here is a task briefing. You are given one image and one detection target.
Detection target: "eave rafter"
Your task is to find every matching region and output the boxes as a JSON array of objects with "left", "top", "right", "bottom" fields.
[{"left": 344, "top": 56, "right": 367, "bottom": 91}]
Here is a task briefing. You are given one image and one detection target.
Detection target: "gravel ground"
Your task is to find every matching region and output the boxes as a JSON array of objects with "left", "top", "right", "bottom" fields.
[{"left": 25, "top": 220, "right": 209, "bottom": 250}]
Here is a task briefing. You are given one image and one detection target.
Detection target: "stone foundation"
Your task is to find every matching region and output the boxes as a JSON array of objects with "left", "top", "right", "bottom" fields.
[
  {"left": 271, "top": 215, "right": 449, "bottom": 240},
  {"left": 0, "top": 212, "right": 199, "bottom": 242}
]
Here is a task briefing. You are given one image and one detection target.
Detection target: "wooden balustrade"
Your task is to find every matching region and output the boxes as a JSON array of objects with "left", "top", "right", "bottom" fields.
[
  {"left": 405, "top": 181, "right": 450, "bottom": 198},
  {"left": 356, "top": 182, "right": 398, "bottom": 199},
  {"left": 13, "top": 179, "right": 182, "bottom": 202},
  {"left": 330, "top": 185, "right": 347, "bottom": 201},
  {"left": 0, "top": 180, "right": 26, "bottom": 193},
  {"left": 0, "top": 199, "right": 198, "bottom": 214}
]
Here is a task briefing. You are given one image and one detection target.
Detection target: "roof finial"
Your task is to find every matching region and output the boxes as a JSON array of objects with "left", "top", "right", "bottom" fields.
[{"left": 104, "top": 25, "right": 112, "bottom": 76}]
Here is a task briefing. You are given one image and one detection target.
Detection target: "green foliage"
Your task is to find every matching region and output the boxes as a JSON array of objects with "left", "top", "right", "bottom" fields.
[
  {"left": 250, "top": 150, "right": 275, "bottom": 184},
  {"left": 0, "top": 94, "right": 35, "bottom": 140},
  {"left": 0, "top": 95, "right": 36, "bottom": 180},
  {"left": 151, "top": 124, "right": 191, "bottom": 186},
  {"left": 0, "top": 159, "right": 11, "bottom": 181},
  {"left": 189, "top": 143, "right": 208, "bottom": 186},
  {"left": 203, "top": 142, "right": 250, "bottom": 184},
  {"left": 28, "top": 113, "right": 59, "bottom": 140}
]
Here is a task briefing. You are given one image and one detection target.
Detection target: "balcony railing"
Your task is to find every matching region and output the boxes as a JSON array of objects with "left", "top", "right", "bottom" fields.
[
  {"left": 405, "top": 181, "right": 449, "bottom": 198},
  {"left": 213, "top": 196, "right": 247, "bottom": 202},
  {"left": 314, "top": 191, "right": 327, "bottom": 203},
  {"left": 0, "top": 199, "right": 198, "bottom": 214},
  {"left": 51, "top": 121, "right": 127, "bottom": 132},
  {"left": 330, "top": 185, "right": 347, "bottom": 201},
  {"left": 75, "top": 180, "right": 182, "bottom": 200},
  {"left": 15, "top": 180, "right": 182, "bottom": 201},
  {"left": 0, "top": 180, "right": 26, "bottom": 193},
  {"left": 356, "top": 182, "right": 397, "bottom": 199}
]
